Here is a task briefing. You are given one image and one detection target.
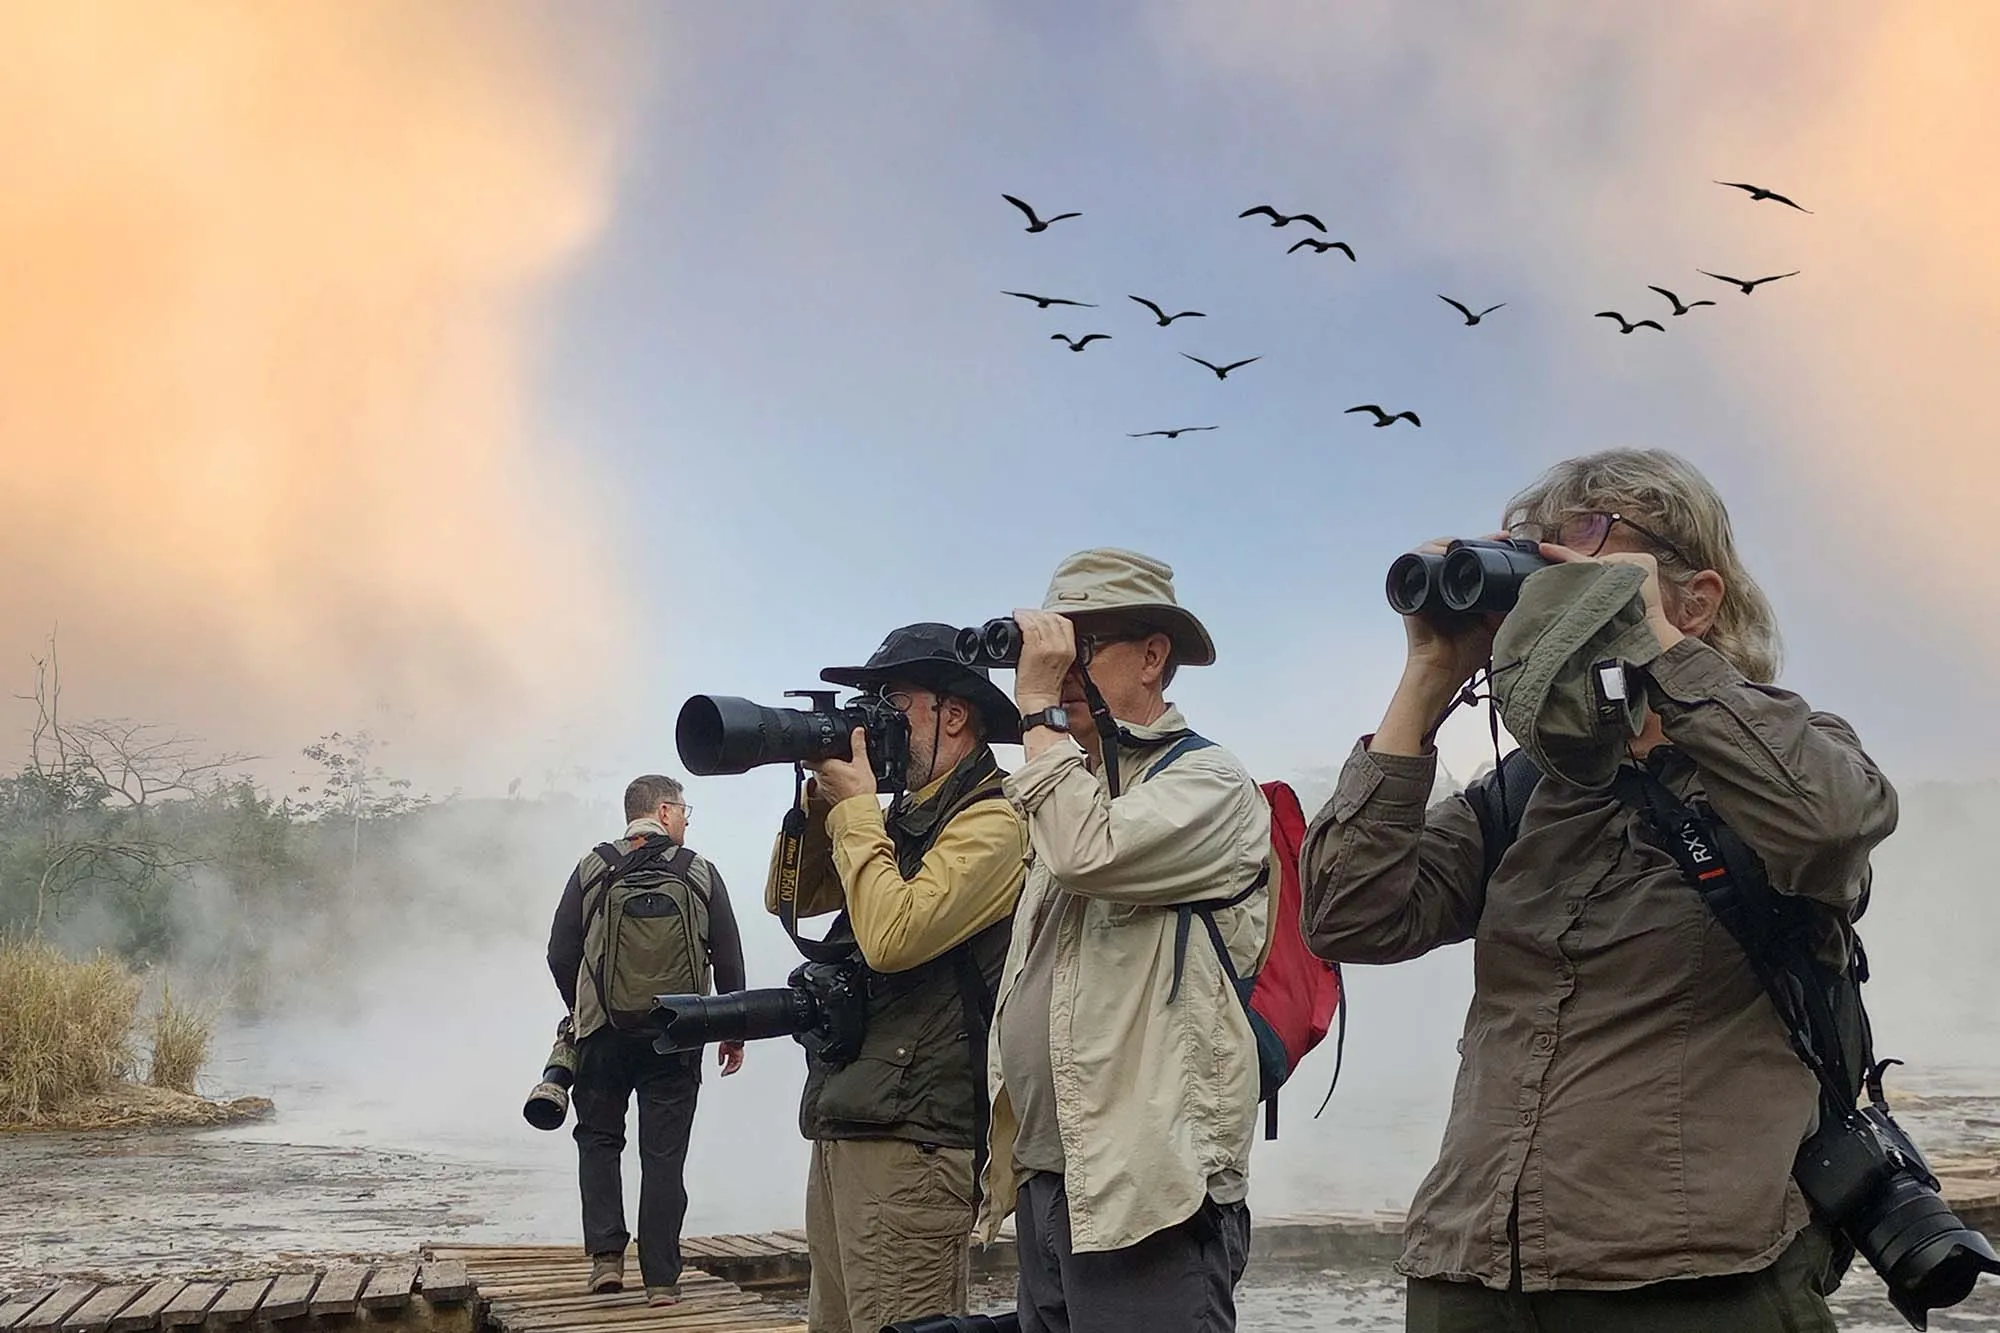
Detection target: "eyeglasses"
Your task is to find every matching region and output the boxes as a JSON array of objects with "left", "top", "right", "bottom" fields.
[
  {"left": 880, "top": 689, "right": 929, "bottom": 714},
  {"left": 662, "top": 800, "right": 693, "bottom": 820},
  {"left": 1508, "top": 510, "right": 1696, "bottom": 569}
]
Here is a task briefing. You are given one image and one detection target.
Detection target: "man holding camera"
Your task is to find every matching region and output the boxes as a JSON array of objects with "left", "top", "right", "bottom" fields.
[
  {"left": 978, "top": 548, "right": 1272, "bottom": 1333},
  {"left": 547, "top": 774, "right": 747, "bottom": 1306},
  {"left": 763, "top": 623, "right": 1027, "bottom": 1333}
]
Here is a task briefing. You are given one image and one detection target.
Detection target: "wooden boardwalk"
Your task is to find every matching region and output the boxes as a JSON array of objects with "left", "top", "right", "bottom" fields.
[
  {"left": 422, "top": 1246, "right": 801, "bottom": 1333},
  {"left": 0, "top": 1261, "right": 475, "bottom": 1333}
]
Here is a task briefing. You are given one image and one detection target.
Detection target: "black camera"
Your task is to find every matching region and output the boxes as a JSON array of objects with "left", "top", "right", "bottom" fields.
[
  {"left": 1387, "top": 537, "right": 1549, "bottom": 620},
  {"left": 954, "top": 619, "right": 1023, "bottom": 669},
  {"left": 652, "top": 958, "right": 870, "bottom": 1069},
  {"left": 676, "top": 690, "right": 910, "bottom": 794},
  {"left": 1795, "top": 1102, "right": 1999, "bottom": 1327}
]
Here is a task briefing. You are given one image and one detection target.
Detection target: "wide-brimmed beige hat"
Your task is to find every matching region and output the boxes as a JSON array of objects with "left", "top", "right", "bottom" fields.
[{"left": 1041, "top": 547, "right": 1217, "bottom": 667}]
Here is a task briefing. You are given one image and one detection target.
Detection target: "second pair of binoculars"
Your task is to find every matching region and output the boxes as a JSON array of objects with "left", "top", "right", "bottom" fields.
[{"left": 1386, "top": 536, "right": 1550, "bottom": 622}]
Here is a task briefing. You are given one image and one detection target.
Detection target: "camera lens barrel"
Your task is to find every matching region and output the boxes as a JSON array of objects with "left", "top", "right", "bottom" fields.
[
  {"left": 675, "top": 695, "right": 850, "bottom": 776},
  {"left": 1853, "top": 1175, "right": 2000, "bottom": 1323},
  {"left": 650, "top": 987, "right": 819, "bottom": 1051}
]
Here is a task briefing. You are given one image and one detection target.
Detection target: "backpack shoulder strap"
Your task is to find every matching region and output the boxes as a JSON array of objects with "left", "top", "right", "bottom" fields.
[
  {"left": 1143, "top": 732, "right": 1214, "bottom": 782},
  {"left": 1462, "top": 749, "right": 1542, "bottom": 887}
]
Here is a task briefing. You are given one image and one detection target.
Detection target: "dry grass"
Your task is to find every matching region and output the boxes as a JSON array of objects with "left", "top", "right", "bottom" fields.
[
  {"left": 0, "top": 935, "right": 141, "bottom": 1122},
  {"left": 146, "top": 982, "right": 212, "bottom": 1093}
]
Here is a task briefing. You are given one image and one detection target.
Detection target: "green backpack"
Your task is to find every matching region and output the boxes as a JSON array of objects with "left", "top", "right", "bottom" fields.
[{"left": 580, "top": 838, "right": 712, "bottom": 1033}]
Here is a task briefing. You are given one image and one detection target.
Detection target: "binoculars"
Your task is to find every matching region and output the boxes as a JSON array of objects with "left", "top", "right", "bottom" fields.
[{"left": 1386, "top": 537, "right": 1549, "bottom": 620}]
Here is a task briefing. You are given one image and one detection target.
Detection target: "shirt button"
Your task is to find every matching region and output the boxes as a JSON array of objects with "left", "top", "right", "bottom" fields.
[
  {"left": 1519, "top": 1110, "right": 1533, "bottom": 1126},
  {"left": 1533, "top": 1033, "right": 1555, "bottom": 1052}
]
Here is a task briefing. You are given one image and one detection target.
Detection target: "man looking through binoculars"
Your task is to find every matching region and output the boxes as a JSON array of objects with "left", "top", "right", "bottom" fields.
[{"left": 761, "top": 623, "right": 1027, "bottom": 1333}]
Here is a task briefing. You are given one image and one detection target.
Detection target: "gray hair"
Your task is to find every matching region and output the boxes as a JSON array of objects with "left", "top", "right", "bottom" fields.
[
  {"left": 1502, "top": 448, "right": 1782, "bottom": 682},
  {"left": 624, "top": 773, "right": 684, "bottom": 821}
]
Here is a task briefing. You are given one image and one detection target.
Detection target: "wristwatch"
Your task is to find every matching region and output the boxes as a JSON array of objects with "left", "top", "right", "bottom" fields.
[{"left": 1019, "top": 706, "right": 1071, "bottom": 736}]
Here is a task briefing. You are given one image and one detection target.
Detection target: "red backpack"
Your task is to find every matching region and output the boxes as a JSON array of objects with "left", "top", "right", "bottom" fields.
[{"left": 1154, "top": 737, "right": 1347, "bottom": 1139}]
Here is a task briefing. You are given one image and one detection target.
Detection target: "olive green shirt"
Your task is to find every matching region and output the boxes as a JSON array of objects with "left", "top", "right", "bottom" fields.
[{"left": 1300, "top": 636, "right": 1897, "bottom": 1291}]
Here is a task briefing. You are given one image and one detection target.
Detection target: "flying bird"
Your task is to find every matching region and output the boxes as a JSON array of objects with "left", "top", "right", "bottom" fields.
[
  {"left": 1697, "top": 269, "right": 1801, "bottom": 294},
  {"left": 1002, "top": 194, "right": 1082, "bottom": 233},
  {"left": 1595, "top": 311, "right": 1665, "bottom": 334},
  {"left": 1238, "top": 205, "right": 1327, "bottom": 232},
  {"left": 1180, "top": 353, "right": 1261, "bottom": 380},
  {"left": 1714, "top": 181, "right": 1812, "bottom": 213},
  {"left": 1050, "top": 333, "right": 1111, "bottom": 351},
  {"left": 1128, "top": 295, "right": 1206, "bottom": 326},
  {"left": 1003, "top": 291, "right": 1096, "bottom": 309},
  {"left": 1288, "top": 238, "right": 1356, "bottom": 260},
  {"left": 1647, "top": 286, "right": 1716, "bottom": 316},
  {"left": 1345, "top": 404, "right": 1421, "bottom": 428},
  {"left": 1438, "top": 295, "right": 1506, "bottom": 326},
  {"left": 1127, "top": 426, "right": 1219, "bottom": 440}
]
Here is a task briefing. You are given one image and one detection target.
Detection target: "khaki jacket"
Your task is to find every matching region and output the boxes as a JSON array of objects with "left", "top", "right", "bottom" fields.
[
  {"left": 1299, "top": 637, "right": 1898, "bottom": 1290},
  {"left": 977, "top": 707, "right": 1272, "bottom": 1254}
]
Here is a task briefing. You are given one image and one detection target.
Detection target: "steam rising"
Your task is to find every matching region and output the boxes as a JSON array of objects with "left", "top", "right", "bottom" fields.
[{"left": 0, "top": 2, "right": 635, "bottom": 762}]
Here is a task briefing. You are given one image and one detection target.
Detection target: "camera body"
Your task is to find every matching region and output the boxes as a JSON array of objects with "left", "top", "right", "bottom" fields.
[
  {"left": 650, "top": 955, "right": 870, "bottom": 1069},
  {"left": 676, "top": 689, "right": 910, "bottom": 793},
  {"left": 1386, "top": 537, "right": 1549, "bottom": 621},
  {"left": 1796, "top": 1101, "right": 2000, "bottom": 1324}
]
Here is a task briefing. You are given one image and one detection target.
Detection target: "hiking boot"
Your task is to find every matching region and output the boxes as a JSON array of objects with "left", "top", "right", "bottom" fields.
[
  {"left": 645, "top": 1285, "right": 681, "bottom": 1307},
  {"left": 587, "top": 1253, "right": 624, "bottom": 1294}
]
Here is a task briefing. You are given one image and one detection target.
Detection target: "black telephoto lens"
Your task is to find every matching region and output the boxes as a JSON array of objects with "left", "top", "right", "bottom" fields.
[
  {"left": 675, "top": 695, "right": 847, "bottom": 776},
  {"left": 1385, "top": 552, "right": 1445, "bottom": 617},
  {"left": 651, "top": 988, "right": 818, "bottom": 1052}
]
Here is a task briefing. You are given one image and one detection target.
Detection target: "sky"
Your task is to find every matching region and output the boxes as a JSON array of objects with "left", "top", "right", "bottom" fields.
[{"left": 6, "top": 0, "right": 2000, "bottom": 1226}]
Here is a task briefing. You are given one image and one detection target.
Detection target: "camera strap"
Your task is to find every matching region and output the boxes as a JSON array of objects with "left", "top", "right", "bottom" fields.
[
  {"left": 775, "top": 762, "right": 862, "bottom": 964},
  {"left": 1614, "top": 765, "right": 1858, "bottom": 1118}
]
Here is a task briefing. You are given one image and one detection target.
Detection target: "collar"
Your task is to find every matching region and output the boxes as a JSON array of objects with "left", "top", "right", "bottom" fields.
[
  {"left": 623, "top": 816, "right": 673, "bottom": 841},
  {"left": 887, "top": 746, "right": 1002, "bottom": 838},
  {"left": 1114, "top": 703, "right": 1188, "bottom": 750}
]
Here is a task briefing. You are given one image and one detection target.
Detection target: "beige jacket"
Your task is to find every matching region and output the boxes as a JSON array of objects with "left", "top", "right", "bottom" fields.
[{"left": 976, "top": 707, "right": 1272, "bottom": 1253}]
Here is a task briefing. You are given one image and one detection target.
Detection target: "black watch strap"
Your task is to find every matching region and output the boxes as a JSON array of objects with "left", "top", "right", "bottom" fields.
[{"left": 1020, "top": 706, "right": 1070, "bottom": 735}]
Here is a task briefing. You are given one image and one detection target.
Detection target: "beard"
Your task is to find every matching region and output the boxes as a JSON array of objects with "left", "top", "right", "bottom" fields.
[{"left": 904, "top": 726, "right": 938, "bottom": 791}]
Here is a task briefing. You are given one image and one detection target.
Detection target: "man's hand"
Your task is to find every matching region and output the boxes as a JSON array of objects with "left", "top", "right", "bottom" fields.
[
  {"left": 1012, "top": 609, "right": 1076, "bottom": 712},
  {"left": 808, "top": 728, "right": 878, "bottom": 804},
  {"left": 718, "top": 1041, "right": 744, "bottom": 1077}
]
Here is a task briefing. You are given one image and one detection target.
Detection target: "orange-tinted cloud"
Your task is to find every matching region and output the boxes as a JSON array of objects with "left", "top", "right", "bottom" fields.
[{"left": 0, "top": 2, "right": 637, "bottom": 771}]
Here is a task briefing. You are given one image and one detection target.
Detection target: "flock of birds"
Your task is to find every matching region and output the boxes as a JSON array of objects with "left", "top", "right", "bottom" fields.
[{"left": 999, "top": 178, "right": 1810, "bottom": 437}]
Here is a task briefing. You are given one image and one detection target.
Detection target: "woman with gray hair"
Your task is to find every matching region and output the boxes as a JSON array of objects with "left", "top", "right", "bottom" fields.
[{"left": 1301, "top": 449, "right": 1898, "bottom": 1332}]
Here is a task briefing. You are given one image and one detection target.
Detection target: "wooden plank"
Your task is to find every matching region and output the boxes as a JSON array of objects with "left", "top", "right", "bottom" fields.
[
  {"left": 60, "top": 1287, "right": 144, "bottom": 1333},
  {"left": 306, "top": 1269, "right": 368, "bottom": 1320},
  {"left": 107, "top": 1283, "right": 185, "bottom": 1333},
  {"left": 203, "top": 1280, "right": 269, "bottom": 1326},
  {"left": 0, "top": 1293, "right": 56, "bottom": 1332},
  {"left": 18, "top": 1286, "right": 101, "bottom": 1333},
  {"left": 358, "top": 1265, "right": 418, "bottom": 1312},
  {"left": 415, "top": 1263, "right": 472, "bottom": 1305},
  {"left": 156, "top": 1284, "right": 221, "bottom": 1329},
  {"left": 256, "top": 1276, "right": 317, "bottom": 1322}
]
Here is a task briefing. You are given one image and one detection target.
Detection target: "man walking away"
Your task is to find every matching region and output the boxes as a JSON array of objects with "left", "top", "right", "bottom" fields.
[{"left": 548, "top": 774, "right": 747, "bottom": 1306}]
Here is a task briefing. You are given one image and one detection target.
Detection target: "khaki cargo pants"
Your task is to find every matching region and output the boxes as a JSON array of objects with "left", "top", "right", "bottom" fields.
[{"left": 805, "top": 1137, "right": 975, "bottom": 1333}]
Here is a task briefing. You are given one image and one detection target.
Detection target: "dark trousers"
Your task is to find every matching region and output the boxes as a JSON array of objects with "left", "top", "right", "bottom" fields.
[
  {"left": 1405, "top": 1225, "right": 1839, "bottom": 1333},
  {"left": 1015, "top": 1171, "right": 1251, "bottom": 1333},
  {"left": 572, "top": 1028, "right": 702, "bottom": 1288}
]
